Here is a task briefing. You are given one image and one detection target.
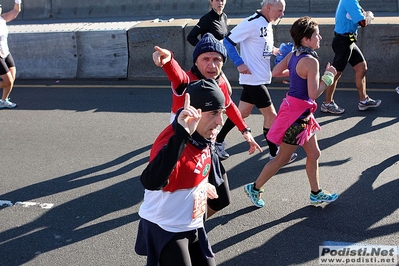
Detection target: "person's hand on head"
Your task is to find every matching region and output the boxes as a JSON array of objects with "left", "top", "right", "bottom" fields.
[
  {"left": 178, "top": 93, "right": 202, "bottom": 135},
  {"left": 153, "top": 46, "right": 172, "bottom": 67}
]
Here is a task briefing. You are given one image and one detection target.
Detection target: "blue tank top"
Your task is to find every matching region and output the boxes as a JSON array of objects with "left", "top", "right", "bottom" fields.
[{"left": 288, "top": 53, "right": 311, "bottom": 100}]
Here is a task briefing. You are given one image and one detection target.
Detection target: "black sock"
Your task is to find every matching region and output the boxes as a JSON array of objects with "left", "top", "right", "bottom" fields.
[
  {"left": 216, "top": 118, "right": 235, "bottom": 143},
  {"left": 311, "top": 189, "right": 322, "bottom": 195},
  {"left": 253, "top": 182, "right": 259, "bottom": 191},
  {"left": 263, "top": 127, "right": 278, "bottom": 156}
]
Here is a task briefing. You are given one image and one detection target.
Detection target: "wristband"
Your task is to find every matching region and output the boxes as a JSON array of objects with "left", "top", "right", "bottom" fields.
[
  {"left": 15, "top": 0, "right": 22, "bottom": 4},
  {"left": 241, "top": 127, "right": 251, "bottom": 134},
  {"left": 321, "top": 71, "right": 335, "bottom": 86}
]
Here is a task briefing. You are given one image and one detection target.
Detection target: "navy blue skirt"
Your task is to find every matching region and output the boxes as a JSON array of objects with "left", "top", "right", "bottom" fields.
[{"left": 135, "top": 218, "right": 214, "bottom": 266}]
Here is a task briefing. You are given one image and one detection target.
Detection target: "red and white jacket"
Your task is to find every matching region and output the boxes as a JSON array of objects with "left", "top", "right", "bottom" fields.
[{"left": 139, "top": 124, "right": 211, "bottom": 233}]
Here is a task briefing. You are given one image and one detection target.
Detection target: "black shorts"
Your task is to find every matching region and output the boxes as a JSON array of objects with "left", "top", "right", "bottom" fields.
[
  {"left": 331, "top": 35, "right": 365, "bottom": 72},
  {"left": 240, "top": 84, "right": 273, "bottom": 108},
  {"left": 0, "top": 53, "right": 15, "bottom": 75}
]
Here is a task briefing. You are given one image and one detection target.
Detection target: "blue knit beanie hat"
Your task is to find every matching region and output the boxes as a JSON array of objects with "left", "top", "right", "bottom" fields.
[{"left": 193, "top": 33, "right": 227, "bottom": 63}]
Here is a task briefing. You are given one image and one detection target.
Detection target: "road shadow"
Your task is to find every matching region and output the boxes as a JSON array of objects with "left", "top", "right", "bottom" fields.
[
  {"left": 213, "top": 154, "right": 399, "bottom": 265},
  {"left": 0, "top": 147, "right": 149, "bottom": 265},
  {"left": 10, "top": 86, "right": 172, "bottom": 113}
]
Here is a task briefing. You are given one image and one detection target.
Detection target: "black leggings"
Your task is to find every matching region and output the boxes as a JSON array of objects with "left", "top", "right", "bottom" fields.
[{"left": 159, "top": 230, "right": 216, "bottom": 266}]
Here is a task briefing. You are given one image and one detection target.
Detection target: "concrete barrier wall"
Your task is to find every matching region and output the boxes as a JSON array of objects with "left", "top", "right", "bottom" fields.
[
  {"left": 18, "top": 0, "right": 51, "bottom": 20},
  {"left": 75, "top": 22, "right": 135, "bottom": 79},
  {"left": 128, "top": 19, "right": 192, "bottom": 80},
  {"left": 9, "top": 22, "right": 138, "bottom": 79},
  {"left": 9, "top": 24, "right": 79, "bottom": 79},
  {"left": 7, "top": 16, "right": 399, "bottom": 83},
  {"left": 361, "top": 24, "right": 399, "bottom": 82},
  {"left": 8, "top": 0, "right": 399, "bottom": 21}
]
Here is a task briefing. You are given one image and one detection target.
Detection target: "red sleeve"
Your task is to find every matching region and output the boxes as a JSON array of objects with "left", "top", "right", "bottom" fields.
[
  {"left": 225, "top": 102, "right": 247, "bottom": 132},
  {"left": 218, "top": 75, "right": 231, "bottom": 106},
  {"left": 162, "top": 58, "right": 189, "bottom": 95},
  {"left": 218, "top": 76, "right": 247, "bottom": 132},
  {"left": 149, "top": 125, "right": 175, "bottom": 161}
]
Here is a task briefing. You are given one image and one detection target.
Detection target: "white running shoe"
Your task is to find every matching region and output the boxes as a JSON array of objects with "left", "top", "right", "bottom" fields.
[
  {"left": 0, "top": 99, "right": 17, "bottom": 109},
  {"left": 269, "top": 148, "right": 298, "bottom": 164}
]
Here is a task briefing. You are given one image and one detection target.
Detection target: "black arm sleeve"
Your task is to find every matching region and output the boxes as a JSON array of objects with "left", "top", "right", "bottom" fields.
[
  {"left": 140, "top": 124, "right": 191, "bottom": 190},
  {"left": 187, "top": 25, "right": 202, "bottom": 47},
  {"left": 187, "top": 15, "right": 211, "bottom": 47}
]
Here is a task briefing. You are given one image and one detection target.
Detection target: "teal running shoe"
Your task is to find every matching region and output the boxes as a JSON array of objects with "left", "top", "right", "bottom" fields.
[
  {"left": 244, "top": 183, "right": 265, "bottom": 208},
  {"left": 310, "top": 189, "right": 338, "bottom": 205}
]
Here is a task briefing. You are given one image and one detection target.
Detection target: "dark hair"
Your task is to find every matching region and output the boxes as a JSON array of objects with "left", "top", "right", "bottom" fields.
[{"left": 290, "top": 16, "right": 318, "bottom": 48}]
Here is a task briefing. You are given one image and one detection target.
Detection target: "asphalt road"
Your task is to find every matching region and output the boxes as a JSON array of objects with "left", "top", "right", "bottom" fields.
[{"left": 0, "top": 80, "right": 398, "bottom": 266}]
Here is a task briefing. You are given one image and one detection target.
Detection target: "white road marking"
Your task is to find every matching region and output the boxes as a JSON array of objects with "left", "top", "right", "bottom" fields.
[
  {"left": 0, "top": 200, "right": 12, "bottom": 207},
  {"left": 0, "top": 200, "right": 54, "bottom": 209}
]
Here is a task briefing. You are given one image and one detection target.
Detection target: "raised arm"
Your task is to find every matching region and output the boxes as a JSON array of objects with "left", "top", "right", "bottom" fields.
[
  {"left": 1, "top": 0, "right": 21, "bottom": 22},
  {"left": 152, "top": 46, "right": 189, "bottom": 94}
]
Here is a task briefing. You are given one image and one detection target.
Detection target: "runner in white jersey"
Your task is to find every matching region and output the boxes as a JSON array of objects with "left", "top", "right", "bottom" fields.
[
  {"left": 225, "top": 11, "right": 275, "bottom": 85},
  {"left": 215, "top": 0, "right": 298, "bottom": 164},
  {"left": 0, "top": 0, "right": 21, "bottom": 109}
]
